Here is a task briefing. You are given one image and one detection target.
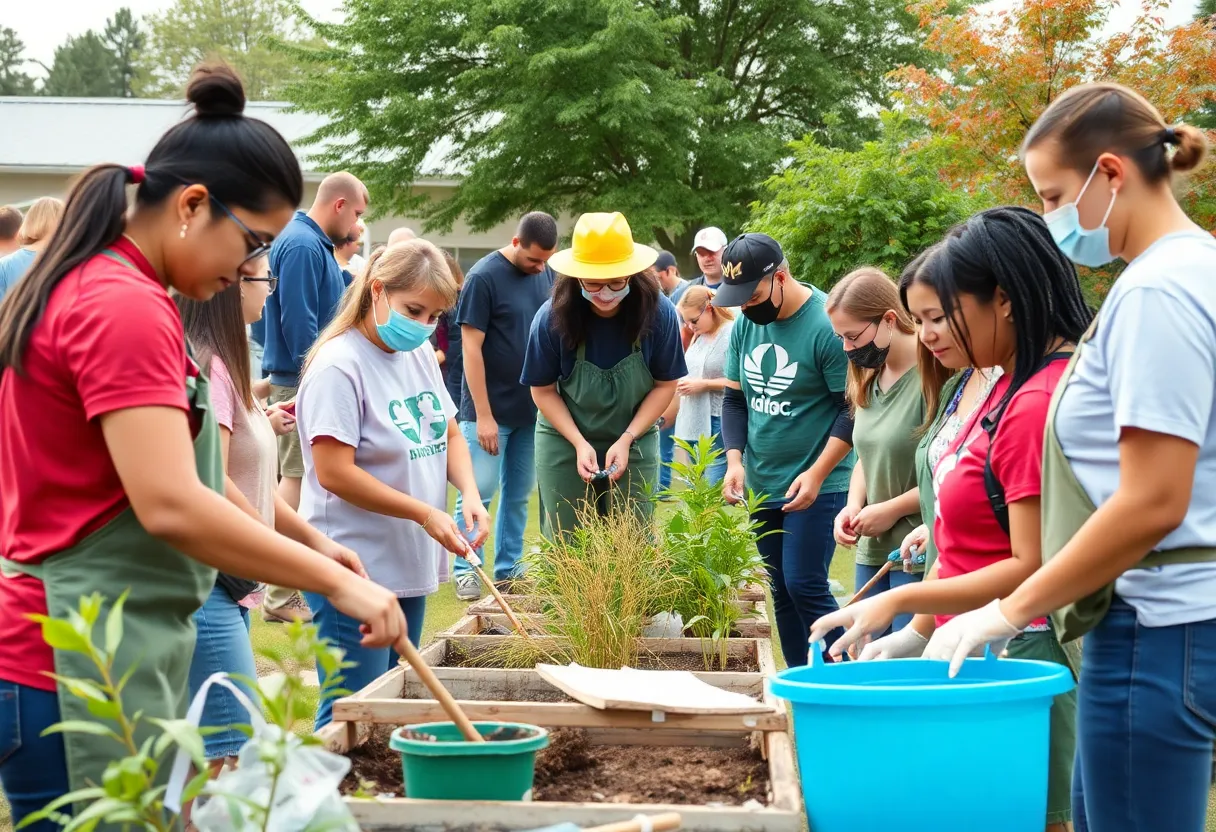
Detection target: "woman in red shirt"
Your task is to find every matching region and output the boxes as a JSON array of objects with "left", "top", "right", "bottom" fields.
[
  {"left": 810, "top": 207, "right": 1092, "bottom": 831},
  {"left": 0, "top": 64, "right": 409, "bottom": 827}
]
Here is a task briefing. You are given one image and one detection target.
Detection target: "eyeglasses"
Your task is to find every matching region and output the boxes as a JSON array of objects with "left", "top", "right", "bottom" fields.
[
  {"left": 210, "top": 195, "right": 273, "bottom": 264},
  {"left": 579, "top": 278, "right": 629, "bottom": 292},
  {"left": 242, "top": 274, "right": 279, "bottom": 293},
  {"left": 835, "top": 319, "right": 877, "bottom": 345}
]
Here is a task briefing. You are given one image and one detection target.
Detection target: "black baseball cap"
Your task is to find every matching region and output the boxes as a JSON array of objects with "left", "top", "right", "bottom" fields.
[
  {"left": 711, "top": 233, "right": 784, "bottom": 307},
  {"left": 654, "top": 250, "right": 678, "bottom": 271}
]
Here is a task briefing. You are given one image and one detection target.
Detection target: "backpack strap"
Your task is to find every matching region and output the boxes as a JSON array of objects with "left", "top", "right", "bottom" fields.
[{"left": 982, "top": 351, "right": 1075, "bottom": 535}]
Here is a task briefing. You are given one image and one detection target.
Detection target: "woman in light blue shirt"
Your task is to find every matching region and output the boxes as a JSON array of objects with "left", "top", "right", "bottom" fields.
[
  {"left": 0, "top": 197, "right": 62, "bottom": 300},
  {"left": 932, "top": 83, "right": 1216, "bottom": 832}
]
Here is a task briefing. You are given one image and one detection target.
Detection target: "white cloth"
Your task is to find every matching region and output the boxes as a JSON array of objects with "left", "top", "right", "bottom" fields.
[
  {"left": 675, "top": 321, "right": 732, "bottom": 441},
  {"left": 1055, "top": 230, "right": 1216, "bottom": 627},
  {"left": 297, "top": 329, "right": 455, "bottom": 597},
  {"left": 346, "top": 253, "right": 367, "bottom": 277}
]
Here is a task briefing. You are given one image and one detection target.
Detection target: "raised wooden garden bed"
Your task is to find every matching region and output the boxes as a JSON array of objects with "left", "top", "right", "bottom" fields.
[{"left": 316, "top": 636, "right": 801, "bottom": 832}]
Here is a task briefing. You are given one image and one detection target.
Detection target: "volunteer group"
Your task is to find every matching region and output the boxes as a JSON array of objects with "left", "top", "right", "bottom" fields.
[{"left": 0, "top": 58, "right": 1212, "bottom": 832}]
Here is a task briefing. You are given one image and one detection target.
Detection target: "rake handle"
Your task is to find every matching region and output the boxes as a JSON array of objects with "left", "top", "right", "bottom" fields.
[
  {"left": 397, "top": 637, "right": 484, "bottom": 743},
  {"left": 585, "top": 813, "right": 682, "bottom": 832},
  {"left": 473, "top": 563, "right": 534, "bottom": 641},
  {"left": 846, "top": 559, "right": 894, "bottom": 607}
]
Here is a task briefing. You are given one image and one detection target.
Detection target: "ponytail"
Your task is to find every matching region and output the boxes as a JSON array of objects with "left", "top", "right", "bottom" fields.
[{"left": 0, "top": 164, "right": 135, "bottom": 373}]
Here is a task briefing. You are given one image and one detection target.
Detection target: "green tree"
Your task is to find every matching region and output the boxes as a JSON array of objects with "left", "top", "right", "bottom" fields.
[
  {"left": 747, "top": 113, "right": 989, "bottom": 288},
  {"left": 103, "top": 8, "right": 147, "bottom": 97},
  {"left": 40, "top": 31, "right": 124, "bottom": 97},
  {"left": 140, "top": 0, "right": 313, "bottom": 100},
  {"left": 0, "top": 27, "right": 36, "bottom": 96},
  {"left": 284, "top": 0, "right": 931, "bottom": 260}
]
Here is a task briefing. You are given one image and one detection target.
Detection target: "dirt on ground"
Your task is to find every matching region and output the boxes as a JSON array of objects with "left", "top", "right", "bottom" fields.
[{"left": 340, "top": 726, "right": 769, "bottom": 807}]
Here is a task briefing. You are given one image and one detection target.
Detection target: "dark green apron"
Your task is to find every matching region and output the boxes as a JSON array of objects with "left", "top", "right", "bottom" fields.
[
  {"left": 1042, "top": 317, "right": 1216, "bottom": 642},
  {"left": 535, "top": 341, "right": 660, "bottom": 538},
  {"left": 1, "top": 249, "right": 220, "bottom": 807}
]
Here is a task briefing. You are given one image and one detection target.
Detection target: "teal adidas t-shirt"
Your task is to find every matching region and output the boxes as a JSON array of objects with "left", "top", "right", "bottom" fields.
[{"left": 725, "top": 285, "right": 855, "bottom": 504}]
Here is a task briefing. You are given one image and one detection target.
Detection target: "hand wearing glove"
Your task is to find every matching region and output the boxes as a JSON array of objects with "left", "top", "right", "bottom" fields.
[
  {"left": 808, "top": 594, "right": 899, "bottom": 661},
  {"left": 857, "top": 624, "right": 930, "bottom": 661},
  {"left": 923, "top": 599, "right": 1022, "bottom": 677}
]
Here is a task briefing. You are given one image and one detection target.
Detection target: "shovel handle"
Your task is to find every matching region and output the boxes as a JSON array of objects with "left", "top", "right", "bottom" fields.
[
  {"left": 586, "top": 813, "right": 682, "bottom": 832},
  {"left": 846, "top": 560, "right": 894, "bottom": 607},
  {"left": 397, "top": 637, "right": 484, "bottom": 743},
  {"left": 473, "top": 563, "right": 533, "bottom": 641}
]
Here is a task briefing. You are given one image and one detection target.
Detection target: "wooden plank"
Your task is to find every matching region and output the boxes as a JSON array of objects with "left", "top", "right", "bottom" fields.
[
  {"left": 403, "top": 666, "right": 763, "bottom": 700},
  {"left": 440, "top": 633, "right": 761, "bottom": 660},
  {"left": 763, "top": 726, "right": 802, "bottom": 814},
  {"left": 738, "top": 583, "right": 768, "bottom": 602},
  {"left": 315, "top": 719, "right": 354, "bottom": 754},
  {"left": 333, "top": 698, "right": 788, "bottom": 731},
  {"left": 446, "top": 614, "right": 482, "bottom": 636},
  {"left": 349, "top": 797, "right": 800, "bottom": 832}
]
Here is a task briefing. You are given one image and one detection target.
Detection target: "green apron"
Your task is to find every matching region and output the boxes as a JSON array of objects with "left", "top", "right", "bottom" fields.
[
  {"left": 1, "top": 249, "right": 221, "bottom": 807},
  {"left": 535, "top": 341, "right": 660, "bottom": 538},
  {"left": 1042, "top": 318, "right": 1216, "bottom": 643}
]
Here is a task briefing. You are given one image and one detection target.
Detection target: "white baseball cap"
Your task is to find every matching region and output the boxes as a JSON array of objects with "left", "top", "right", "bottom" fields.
[{"left": 691, "top": 226, "right": 728, "bottom": 253}]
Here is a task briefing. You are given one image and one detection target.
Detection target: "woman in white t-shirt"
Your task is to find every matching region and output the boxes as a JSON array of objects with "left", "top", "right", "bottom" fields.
[
  {"left": 932, "top": 84, "right": 1216, "bottom": 831},
  {"left": 297, "top": 240, "right": 490, "bottom": 729},
  {"left": 672, "top": 285, "right": 734, "bottom": 486}
]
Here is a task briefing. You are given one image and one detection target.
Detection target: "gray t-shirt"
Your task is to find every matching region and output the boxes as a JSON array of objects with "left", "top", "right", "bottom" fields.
[
  {"left": 675, "top": 321, "right": 733, "bottom": 441},
  {"left": 297, "top": 329, "right": 456, "bottom": 597}
]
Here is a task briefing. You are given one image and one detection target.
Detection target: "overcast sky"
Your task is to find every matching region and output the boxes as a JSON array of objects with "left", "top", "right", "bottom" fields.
[{"left": 4, "top": 0, "right": 1202, "bottom": 76}]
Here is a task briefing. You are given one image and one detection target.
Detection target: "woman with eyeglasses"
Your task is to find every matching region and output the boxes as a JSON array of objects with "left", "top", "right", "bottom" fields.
[
  {"left": 523, "top": 212, "right": 686, "bottom": 537},
  {"left": 0, "top": 64, "right": 409, "bottom": 825},
  {"left": 672, "top": 285, "right": 734, "bottom": 486}
]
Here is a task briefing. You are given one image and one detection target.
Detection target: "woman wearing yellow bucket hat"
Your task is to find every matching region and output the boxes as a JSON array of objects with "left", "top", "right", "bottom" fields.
[{"left": 521, "top": 212, "right": 687, "bottom": 536}]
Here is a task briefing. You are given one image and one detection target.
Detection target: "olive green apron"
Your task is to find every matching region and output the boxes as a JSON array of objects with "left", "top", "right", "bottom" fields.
[
  {"left": 535, "top": 341, "right": 660, "bottom": 538},
  {"left": 1, "top": 249, "right": 220, "bottom": 808},
  {"left": 1042, "top": 318, "right": 1216, "bottom": 642}
]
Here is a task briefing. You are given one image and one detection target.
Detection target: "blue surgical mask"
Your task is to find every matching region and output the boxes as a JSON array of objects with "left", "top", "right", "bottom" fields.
[
  {"left": 373, "top": 287, "right": 435, "bottom": 352},
  {"left": 1044, "top": 161, "right": 1118, "bottom": 268},
  {"left": 581, "top": 283, "right": 631, "bottom": 307}
]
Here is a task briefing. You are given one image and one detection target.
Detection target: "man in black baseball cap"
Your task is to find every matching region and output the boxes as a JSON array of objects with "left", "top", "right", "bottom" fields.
[
  {"left": 651, "top": 250, "right": 689, "bottom": 302},
  {"left": 716, "top": 231, "right": 857, "bottom": 667}
]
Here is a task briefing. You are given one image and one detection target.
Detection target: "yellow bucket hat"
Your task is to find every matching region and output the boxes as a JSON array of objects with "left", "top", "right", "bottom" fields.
[{"left": 548, "top": 212, "right": 658, "bottom": 282}]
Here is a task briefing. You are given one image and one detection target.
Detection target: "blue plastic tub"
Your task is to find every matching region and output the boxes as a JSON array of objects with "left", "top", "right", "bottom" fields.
[{"left": 767, "top": 646, "right": 1074, "bottom": 832}]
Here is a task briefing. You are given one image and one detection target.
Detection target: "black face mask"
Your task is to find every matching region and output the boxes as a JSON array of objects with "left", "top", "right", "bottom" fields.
[
  {"left": 741, "top": 276, "right": 783, "bottom": 325},
  {"left": 845, "top": 339, "right": 891, "bottom": 369}
]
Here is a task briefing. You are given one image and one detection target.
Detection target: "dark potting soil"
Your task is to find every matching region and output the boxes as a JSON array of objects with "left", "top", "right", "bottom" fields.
[{"left": 340, "top": 726, "right": 770, "bottom": 806}]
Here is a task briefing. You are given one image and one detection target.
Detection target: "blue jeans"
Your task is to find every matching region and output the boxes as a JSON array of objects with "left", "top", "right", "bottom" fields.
[
  {"left": 0, "top": 683, "right": 69, "bottom": 831},
  {"left": 306, "top": 593, "right": 427, "bottom": 730},
  {"left": 188, "top": 583, "right": 256, "bottom": 759},
  {"left": 853, "top": 561, "right": 922, "bottom": 635},
  {"left": 753, "top": 491, "right": 848, "bottom": 667},
  {"left": 704, "top": 415, "right": 727, "bottom": 487},
  {"left": 659, "top": 425, "right": 675, "bottom": 490},
  {"left": 453, "top": 421, "right": 536, "bottom": 582},
  {"left": 1070, "top": 598, "right": 1216, "bottom": 832}
]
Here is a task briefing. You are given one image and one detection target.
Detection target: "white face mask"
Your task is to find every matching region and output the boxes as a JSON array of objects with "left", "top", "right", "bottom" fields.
[
  {"left": 1043, "top": 161, "right": 1118, "bottom": 268},
  {"left": 581, "top": 283, "right": 631, "bottom": 308}
]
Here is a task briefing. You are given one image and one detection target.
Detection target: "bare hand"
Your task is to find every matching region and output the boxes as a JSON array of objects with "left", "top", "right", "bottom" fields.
[
  {"left": 723, "top": 464, "right": 746, "bottom": 505},
  {"left": 421, "top": 508, "right": 477, "bottom": 557},
  {"left": 851, "top": 502, "right": 898, "bottom": 538},
  {"left": 312, "top": 537, "right": 369, "bottom": 580},
  {"left": 266, "top": 402, "right": 297, "bottom": 436},
  {"left": 461, "top": 498, "right": 491, "bottom": 550},
  {"left": 809, "top": 594, "right": 899, "bottom": 660},
  {"left": 576, "top": 441, "right": 600, "bottom": 481},
  {"left": 603, "top": 436, "right": 633, "bottom": 481},
  {"left": 476, "top": 416, "right": 500, "bottom": 456},
  {"left": 900, "top": 524, "right": 929, "bottom": 562},
  {"left": 676, "top": 378, "right": 705, "bottom": 397},
  {"left": 330, "top": 572, "right": 406, "bottom": 649},
  {"left": 834, "top": 505, "right": 860, "bottom": 547},
  {"left": 784, "top": 470, "right": 822, "bottom": 512}
]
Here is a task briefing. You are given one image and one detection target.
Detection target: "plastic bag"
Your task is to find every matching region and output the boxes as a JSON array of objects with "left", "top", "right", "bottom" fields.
[{"left": 165, "top": 672, "right": 359, "bottom": 832}]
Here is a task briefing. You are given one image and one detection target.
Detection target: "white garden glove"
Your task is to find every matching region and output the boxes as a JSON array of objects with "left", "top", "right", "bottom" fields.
[
  {"left": 857, "top": 624, "right": 929, "bottom": 661},
  {"left": 809, "top": 595, "right": 898, "bottom": 660},
  {"left": 923, "top": 599, "right": 1022, "bottom": 678}
]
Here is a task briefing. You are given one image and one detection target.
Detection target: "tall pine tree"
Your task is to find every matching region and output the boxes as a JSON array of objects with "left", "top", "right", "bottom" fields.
[{"left": 0, "top": 27, "right": 36, "bottom": 96}]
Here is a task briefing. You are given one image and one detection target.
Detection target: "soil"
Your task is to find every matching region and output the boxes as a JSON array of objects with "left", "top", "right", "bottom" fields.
[
  {"left": 445, "top": 641, "right": 760, "bottom": 673},
  {"left": 340, "top": 727, "right": 770, "bottom": 806}
]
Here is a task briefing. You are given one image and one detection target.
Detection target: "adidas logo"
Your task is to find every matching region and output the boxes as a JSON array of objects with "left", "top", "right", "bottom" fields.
[{"left": 743, "top": 343, "right": 798, "bottom": 416}]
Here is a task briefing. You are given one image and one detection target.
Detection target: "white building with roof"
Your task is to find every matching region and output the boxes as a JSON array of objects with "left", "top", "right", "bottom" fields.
[{"left": 0, "top": 96, "right": 518, "bottom": 271}]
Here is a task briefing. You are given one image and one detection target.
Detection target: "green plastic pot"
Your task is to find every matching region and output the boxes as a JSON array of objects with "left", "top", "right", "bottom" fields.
[{"left": 389, "top": 722, "right": 549, "bottom": 801}]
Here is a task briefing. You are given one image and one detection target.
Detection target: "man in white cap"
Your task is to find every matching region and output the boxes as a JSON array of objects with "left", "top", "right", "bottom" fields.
[{"left": 689, "top": 226, "right": 728, "bottom": 290}]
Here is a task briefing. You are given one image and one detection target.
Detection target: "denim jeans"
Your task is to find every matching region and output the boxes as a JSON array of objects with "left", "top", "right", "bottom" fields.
[
  {"left": 306, "top": 593, "right": 427, "bottom": 729},
  {"left": 704, "top": 415, "right": 727, "bottom": 488},
  {"left": 853, "top": 562, "right": 922, "bottom": 634},
  {"left": 659, "top": 425, "right": 675, "bottom": 490},
  {"left": 1070, "top": 597, "right": 1216, "bottom": 832},
  {"left": 753, "top": 491, "right": 848, "bottom": 667},
  {"left": 188, "top": 582, "right": 257, "bottom": 759},
  {"left": 453, "top": 421, "right": 536, "bottom": 582},
  {"left": 0, "top": 683, "right": 70, "bottom": 831}
]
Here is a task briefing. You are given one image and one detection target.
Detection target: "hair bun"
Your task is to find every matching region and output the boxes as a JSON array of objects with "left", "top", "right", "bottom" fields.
[{"left": 185, "top": 63, "right": 246, "bottom": 118}]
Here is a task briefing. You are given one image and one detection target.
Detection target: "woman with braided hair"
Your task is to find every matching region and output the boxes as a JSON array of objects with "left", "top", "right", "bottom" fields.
[{"left": 811, "top": 205, "right": 1092, "bottom": 832}]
